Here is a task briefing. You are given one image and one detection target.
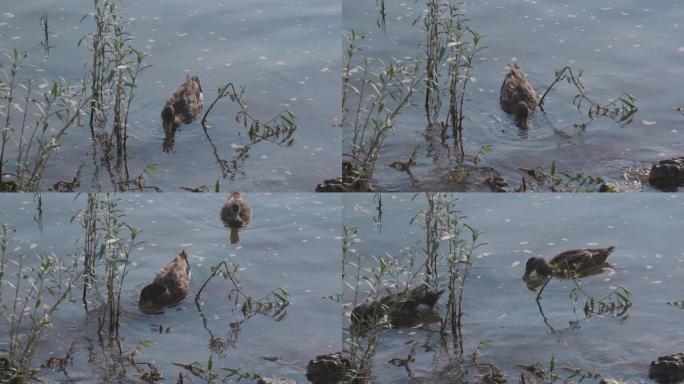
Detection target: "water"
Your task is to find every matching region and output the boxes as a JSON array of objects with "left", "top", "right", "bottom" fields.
[
  {"left": 343, "top": 193, "right": 684, "bottom": 383},
  {"left": 0, "top": 0, "right": 340, "bottom": 191},
  {"left": 0, "top": 193, "right": 342, "bottom": 382},
  {"left": 342, "top": 1, "right": 684, "bottom": 191}
]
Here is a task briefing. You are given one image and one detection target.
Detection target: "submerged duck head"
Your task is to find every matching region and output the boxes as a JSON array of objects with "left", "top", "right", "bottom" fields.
[
  {"left": 523, "top": 256, "right": 552, "bottom": 279},
  {"left": 515, "top": 101, "right": 531, "bottom": 129},
  {"left": 161, "top": 104, "right": 182, "bottom": 135}
]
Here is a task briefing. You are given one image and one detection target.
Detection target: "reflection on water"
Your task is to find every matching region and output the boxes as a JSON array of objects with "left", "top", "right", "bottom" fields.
[
  {"left": 343, "top": 1, "right": 684, "bottom": 191},
  {"left": 0, "top": 0, "right": 340, "bottom": 191},
  {"left": 343, "top": 193, "right": 684, "bottom": 383},
  {"left": 0, "top": 193, "right": 341, "bottom": 382}
]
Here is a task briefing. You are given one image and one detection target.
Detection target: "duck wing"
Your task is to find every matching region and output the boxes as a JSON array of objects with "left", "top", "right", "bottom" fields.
[
  {"left": 154, "top": 255, "right": 191, "bottom": 299},
  {"left": 550, "top": 247, "right": 614, "bottom": 271}
]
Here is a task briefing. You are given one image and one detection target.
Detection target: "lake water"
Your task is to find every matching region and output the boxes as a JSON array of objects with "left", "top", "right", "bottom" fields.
[
  {"left": 343, "top": 193, "right": 684, "bottom": 383},
  {"left": 0, "top": 0, "right": 340, "bottom": 191},
  {"left": 342, "top": 0, "right": 684, "bottom": 192},
  {"left": 0, "top": 193, "right": 342, "bottom": 382}
]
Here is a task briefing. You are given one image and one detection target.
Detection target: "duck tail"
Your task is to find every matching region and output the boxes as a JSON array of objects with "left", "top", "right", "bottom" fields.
[{"left": 606, "top": 246, "right": 616, "bottom": 254}]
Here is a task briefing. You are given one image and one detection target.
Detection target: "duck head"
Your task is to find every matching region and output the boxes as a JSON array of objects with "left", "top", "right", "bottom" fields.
[
  {"left": 515, "top": 101, "right": 530, "bottom": 129},
  {"left": 523, "top": 256, "right": 552, "bottom": 279}
]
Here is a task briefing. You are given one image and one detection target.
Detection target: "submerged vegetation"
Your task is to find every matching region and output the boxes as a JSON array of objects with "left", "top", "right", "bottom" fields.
[
  {"left": 340, "top": 193, "right": 667, "bottom": 383},
  {"left": 0, "top": 1, "right": 301, "bottom": 192},
  {"left": 343, "top": 30, "right": 423, "bottom": 192},
  {"left": 341, "top": 0, "right": 657, "bottom": 193},
  {"left": 344, "top": 193, "right": 494, "bottom": 383},
  {"left": 0, "top": 195, "right": 301, "bottom": 383}
]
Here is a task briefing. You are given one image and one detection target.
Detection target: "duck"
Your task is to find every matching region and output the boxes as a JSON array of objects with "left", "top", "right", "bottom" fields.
[
  {"left": 139, "top": 250, "right": 191, "bottom": 312},
  {"left": 220, "top": 192, "right": 252, "bottom": 228},
  {"left": 352, "top": 285, "right": 444, "bottom": 328},
  {"left": 500, "top": 63, "right": 539, "bottom": 129},
  {"left": 161, "top": 74, "right": 203, "bottom": 152},
  {"left": 523, "top": 246, "right": 615, "bottom": 279}
]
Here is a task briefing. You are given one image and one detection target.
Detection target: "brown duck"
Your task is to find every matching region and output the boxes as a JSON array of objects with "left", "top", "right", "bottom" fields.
[
  {"left": 161, "top": 74, "right": 203, "bottom": 152},
  {"left": 352, "top": 285, "right": 444, "bottom": 328},
  {"left": 139, "top": 250, "right": 191, "bottom": 312},
  {"left": 220, "top": 192, "right": 252, "bottom": 228},
  {"left": 523, "top": 246, "right": 615, "bottom": 279},
  {"left": 500, "top": 63, "right": 539, "bottom": 129}
]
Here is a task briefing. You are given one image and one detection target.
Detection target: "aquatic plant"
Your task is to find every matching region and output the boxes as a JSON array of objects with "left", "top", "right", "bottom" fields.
[
  {"left": 533, "top": 273, "right": 632, "bottom": 333},
  {"left": 538, "top": 66, "right": 638, "bottom": 124},
  {"left": 193, "top": 260, "right": 289, "bottom": 355},
  {"left": 173, "top": 358, "right": 262, "bottom": 383},
  {"left": 419, "top": 1, "right": 484, "bottom": 162},
  {"left": 199, "top": 82, "right": 297, "bottom": 181},
  {"left": 344, "top": 194, "right": 484, "bottom": 382},
  {"left": 342, "top": 226, "right": 392, "bottom": 383},
  {"left": 75, "top": 193, "right": 142, "bottom": 340},
  {"left": 79, "top": 0, "right": 153, "bottom": 191},
  {"left": 343, "top": 31, "right": 423, "bottom": 191},
  {"left": 0, "top": 48, "right": 88, "bottom": 192},
  {"left": 195, "top": 260, "right": 289, "bottom": 321},
  {"left": 517, "top": 357, "right": 603, "bottom": 384},
  {"left": 519, "top": 160, "right": 611, "bottom": 192},
  {"left": 376, "top": 0, "right": 386, "bottom": 31},
  {"left": 414, "top": 193, "right": 482, "bottom": 353},
  {"left": 0, "top": 224, "right": 82, "bottom": 383},
  {"left": 39, "top": 13, "right": 53, "bottom": 55},
  {"left": 569, "top": 280, "right": 632, "bottom": 319}
]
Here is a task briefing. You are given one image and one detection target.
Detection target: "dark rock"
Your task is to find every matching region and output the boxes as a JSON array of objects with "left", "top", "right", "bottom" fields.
[
  {"left": 649, "top": 353, "right": 684, "bottom": 383},
  {"left": 306, "top": 352, "right": 348, "bottom": 384},
  {"left": 649, "top": 157, "right": 684, "bottom": 188},
  {"left": 315, "top": 177, "right": 344, "bottom": 192}
]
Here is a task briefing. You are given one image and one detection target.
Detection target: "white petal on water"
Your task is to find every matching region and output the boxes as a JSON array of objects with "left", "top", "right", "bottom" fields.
[
  {"left": 642, "top": 120, "right": 656, "bottom": 126},
  {"left": 512, "top": 261, "right": 521, "bottom": 268}
]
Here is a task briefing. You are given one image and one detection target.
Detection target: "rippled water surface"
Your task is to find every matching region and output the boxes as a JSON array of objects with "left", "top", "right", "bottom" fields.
[
  {"left": 0, "top": 193, "right": 341, "bottom": 382},
  {"left": 1, "top": 0, "right": 340, "bottom": 191},
  {"left": 344, "top": 193, "right": 684, "bottom": 383},
  {"left": 343, "top": 1, "right": 684, "bottom": 191}
]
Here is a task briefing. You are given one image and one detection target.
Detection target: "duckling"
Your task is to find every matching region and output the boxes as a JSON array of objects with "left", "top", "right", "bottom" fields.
[
  {"left": 500, "top": 63, "right": 539, "bottom": 129},
  {"left": 139, "top": 250, "right": 191, "bottom": 312},
  {"left": 352, "top": 285, "right": 444, "bottom": 328},
  {"left": 220, "top": 192, "right": 252, "bottom": 228},
  {"left": 161, "top": 74, "right": 203, "bottom": 152},
  {"left": 523, "top": 246, "right": 615, "bottom": 279}
]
